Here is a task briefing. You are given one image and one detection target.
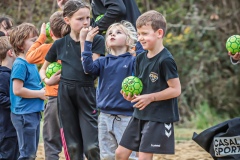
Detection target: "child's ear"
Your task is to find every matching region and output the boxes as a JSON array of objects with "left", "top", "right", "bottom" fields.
[
  {"left": 64, "top": 17, "right": 70, "bottom": 25},
  {"left": 17, "top": 46, "right": 24, "bottom": 51},
  {"left": 50, "top": 30, "right": 54, "bottom": 38},
  {"left": 7, "top": 49, "right": 14, "bottom": 57},
  {"left": 157, "top": 29, "right": 164, "bottom": 38}
]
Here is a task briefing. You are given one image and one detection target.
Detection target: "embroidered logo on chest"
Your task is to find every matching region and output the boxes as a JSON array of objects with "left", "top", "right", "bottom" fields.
[{"left": 149, "top": 72, "right": 158, "bottom": 82}]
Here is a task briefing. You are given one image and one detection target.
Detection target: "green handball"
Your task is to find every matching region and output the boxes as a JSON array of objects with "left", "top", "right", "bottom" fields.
[
  {"left": 122, "top": 76, "right": 143, "bottom": 96},
  {"left": 226, "top": 35, "right": 240, "bottom": 54},
  {"left": 45, "top": 22, "right": 53, "bottom": 41},
  {"left": 46, "top": 62, "right": 62, "bottom": 78}
]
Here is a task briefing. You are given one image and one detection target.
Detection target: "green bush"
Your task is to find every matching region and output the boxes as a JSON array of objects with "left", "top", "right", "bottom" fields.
[{"left": 190, "top": 102, "right": 229, "bottom": 129}]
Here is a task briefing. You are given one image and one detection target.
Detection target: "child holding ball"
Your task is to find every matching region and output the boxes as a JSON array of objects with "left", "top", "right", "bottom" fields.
[
  {"left": 81, "top": 20, "right": 138, "bottom": 159},
  {"left": 115, "top": 10, "right": 181, "bottom": 160}
]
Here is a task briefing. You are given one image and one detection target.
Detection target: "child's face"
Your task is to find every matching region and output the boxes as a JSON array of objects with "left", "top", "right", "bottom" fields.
[
  {"left": 137, "top": 23, "right": 161, "bottom": 51},
  {"left": 65, "top": 8, "right": 90, "bottom": 34},
  {"left": 22, "top": 33, "right": 38, "bottom": 53},
  {"left": 106, "top": 26, "right": 127, "bottom": 50}
]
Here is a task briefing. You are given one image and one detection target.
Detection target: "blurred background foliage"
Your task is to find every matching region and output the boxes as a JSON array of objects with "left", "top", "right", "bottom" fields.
[{"left": 0, "top": 0, "right": 239, "bottom": 128}]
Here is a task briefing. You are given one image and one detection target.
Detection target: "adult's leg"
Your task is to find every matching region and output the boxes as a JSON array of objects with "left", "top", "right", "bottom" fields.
[{"left": 43, "top": 96, "right": 62, "bottom": 160}]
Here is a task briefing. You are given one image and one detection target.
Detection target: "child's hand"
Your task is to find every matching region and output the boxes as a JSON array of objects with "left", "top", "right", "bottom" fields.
[
  {"left": 120, "top": 90, "right": 135, "bottom": 101},
  {"left": 80, "top": 27, "right": 90, "bottom": 42},
  {"left": 131, "top": 94, "right": 152, "bottom": 110},
  {"left": 39, "top": 88, "right": 48, "bottom": 100},
  {"left": 57, "top": 0, "right": 66, "bottom": 10},
  {"left": 45, "top": 70, "right": 61, "bottom": 86},
  {"left": 40, "top": 23, "right": 46, "bottom": 35},
  {"left": 228, "top": 52, "right": 240, "bottom": 61},
  {"left": 86, "top": 26, "right": 99, "bottom": 42}
]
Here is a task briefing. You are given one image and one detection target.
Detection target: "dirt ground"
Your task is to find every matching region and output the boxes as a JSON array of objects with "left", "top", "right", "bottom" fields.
[{"left": 36, "top": 140, "right": 213, "bottom": 160}]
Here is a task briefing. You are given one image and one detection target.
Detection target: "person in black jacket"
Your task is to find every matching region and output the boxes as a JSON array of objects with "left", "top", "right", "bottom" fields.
[
  {"left": 89, "top": 0, "right": 144, "bottom": 55},
  {"left": 57, "top": 0, "right": 141, "bottom": 35},
  {"left": 0, "top": 36, "right": 18, "bottom": 160},
  {"left": 89, "top": 0, "right": 141, "bottom": 35}
]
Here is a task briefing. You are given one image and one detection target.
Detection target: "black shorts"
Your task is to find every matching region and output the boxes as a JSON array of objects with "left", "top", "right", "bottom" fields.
[{"left": 119, "top": 117, "right": 175, "bottom": 154}]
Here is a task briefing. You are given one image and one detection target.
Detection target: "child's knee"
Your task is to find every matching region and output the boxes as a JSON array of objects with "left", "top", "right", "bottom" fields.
[
  {"left": 68, "top": 143, "right": 78, "bottom": 154},
  {"left": 85, "top": 144, "right": 99, "bottom": 156},
  {"left": 115, "top": 147, "right": 123, "bottom": 159}
]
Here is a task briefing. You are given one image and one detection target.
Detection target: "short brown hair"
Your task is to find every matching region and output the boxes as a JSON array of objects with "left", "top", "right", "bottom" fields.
[
  {"left": 50, "top": 11, "right": 70, "bottom": 38},
  {"left": 136, "top": 10, "right": 167, "bottom": 36},
  {"left": 0, "top": 36, "right": 12, "bottom": 61},
  {"left": 10, "top": 23, "right": 38, "bottom": 56}
]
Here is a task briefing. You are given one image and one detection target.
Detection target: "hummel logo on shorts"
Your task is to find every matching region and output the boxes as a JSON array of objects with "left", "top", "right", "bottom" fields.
[{"left": 151, "top": 144, "right": 161, "bottom": 147}]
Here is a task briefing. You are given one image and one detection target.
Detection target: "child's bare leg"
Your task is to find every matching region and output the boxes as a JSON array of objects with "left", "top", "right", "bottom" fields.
[
  {"left": 115, "top": 145, "right": 132, "bottom": 160},
  {"left": 138, "top": 152, "right": 153, "bottom": 160}
]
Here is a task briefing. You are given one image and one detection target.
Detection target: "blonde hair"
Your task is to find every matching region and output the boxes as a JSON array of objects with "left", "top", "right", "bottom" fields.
[
  {"left": 136, "top": 10, "right": 167, "bottom": 37},
  {"left": 105, "top": 20, "right": 138, "bottom": 52},
  {"left": 0, "top": 36, "right": 12, "bottom": 61},
  {"left": 50, "top": 11, "right": 70, "bottom": 38},
  {"left": 10, "top": 23, "right": 38, "bottom": 56}
]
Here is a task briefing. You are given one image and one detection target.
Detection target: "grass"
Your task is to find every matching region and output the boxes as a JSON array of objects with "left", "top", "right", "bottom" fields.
[{"left": 175, "top": 127, "right": 203, "bottom": 141}]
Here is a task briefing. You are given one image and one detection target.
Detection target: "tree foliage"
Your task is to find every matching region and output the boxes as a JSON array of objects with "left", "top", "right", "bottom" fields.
[{"left": 1, "top": 0, "right": 239, "bottom": 123}]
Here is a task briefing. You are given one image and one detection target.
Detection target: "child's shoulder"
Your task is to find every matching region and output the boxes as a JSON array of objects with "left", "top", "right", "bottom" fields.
[
  {"left": 136, "top": 50, "right": 147, "bottom": 59},
  {"left": 51, "top": 36, "right": 66, "bottom": 48}
]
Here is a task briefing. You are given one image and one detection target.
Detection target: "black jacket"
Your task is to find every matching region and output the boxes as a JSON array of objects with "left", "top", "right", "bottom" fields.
[
  {"left": 90, "top": 0, "right": 141, "bottom": 34},
  {"left": 0, "top": 66, "right": 17, "bottom": 139}
]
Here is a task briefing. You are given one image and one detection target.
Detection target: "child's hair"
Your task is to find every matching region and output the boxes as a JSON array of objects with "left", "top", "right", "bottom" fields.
[
  {"left": 63, "top": 0, "right": 91, "bottom": 18},
  {"left": 136, "top": 10, "right": 167, "bottom": 37},
  {"left": 105, "top": 20, "right": 138, "bottom": 53},
  {"left": 0, "top": 36, "right": 12, "bottom": 61},
  {"left": 0, "top": 15, "right": 13, "bottom": 30},
  {"left": 10, "top": 23, "right": 38, "bottom": 56},
  {"left": 49, "top": 11, "right": 70, "bottom": 38}
]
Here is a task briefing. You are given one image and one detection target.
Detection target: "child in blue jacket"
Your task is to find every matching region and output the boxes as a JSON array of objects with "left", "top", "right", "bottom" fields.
[{"left": 81, "top": 20, "right": 138, "bottom": 159}]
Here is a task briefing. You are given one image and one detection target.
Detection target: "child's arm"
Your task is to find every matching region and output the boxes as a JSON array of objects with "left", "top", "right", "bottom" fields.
[
  {"left": 81, "top": 27, "right": 101, "bottom": 75},
  {"left": 131, "top": 78, "right": 181, "bottom": 110},
  {"left": 13, "top": 79, "right": 47, "bottom": 100},
  {"left": 26, "top": 23, "right": 47, "bottom": 64},
  {"left": 39, "top": 60, "right": 61, "bottom": 86},
  {"left": 80, "top": 26, "right": 100, "bottom": 61}
]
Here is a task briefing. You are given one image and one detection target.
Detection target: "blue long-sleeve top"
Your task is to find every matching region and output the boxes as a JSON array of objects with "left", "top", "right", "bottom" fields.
[{"left": 82, "top": 41, "right": 135, "bottom": 116}]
